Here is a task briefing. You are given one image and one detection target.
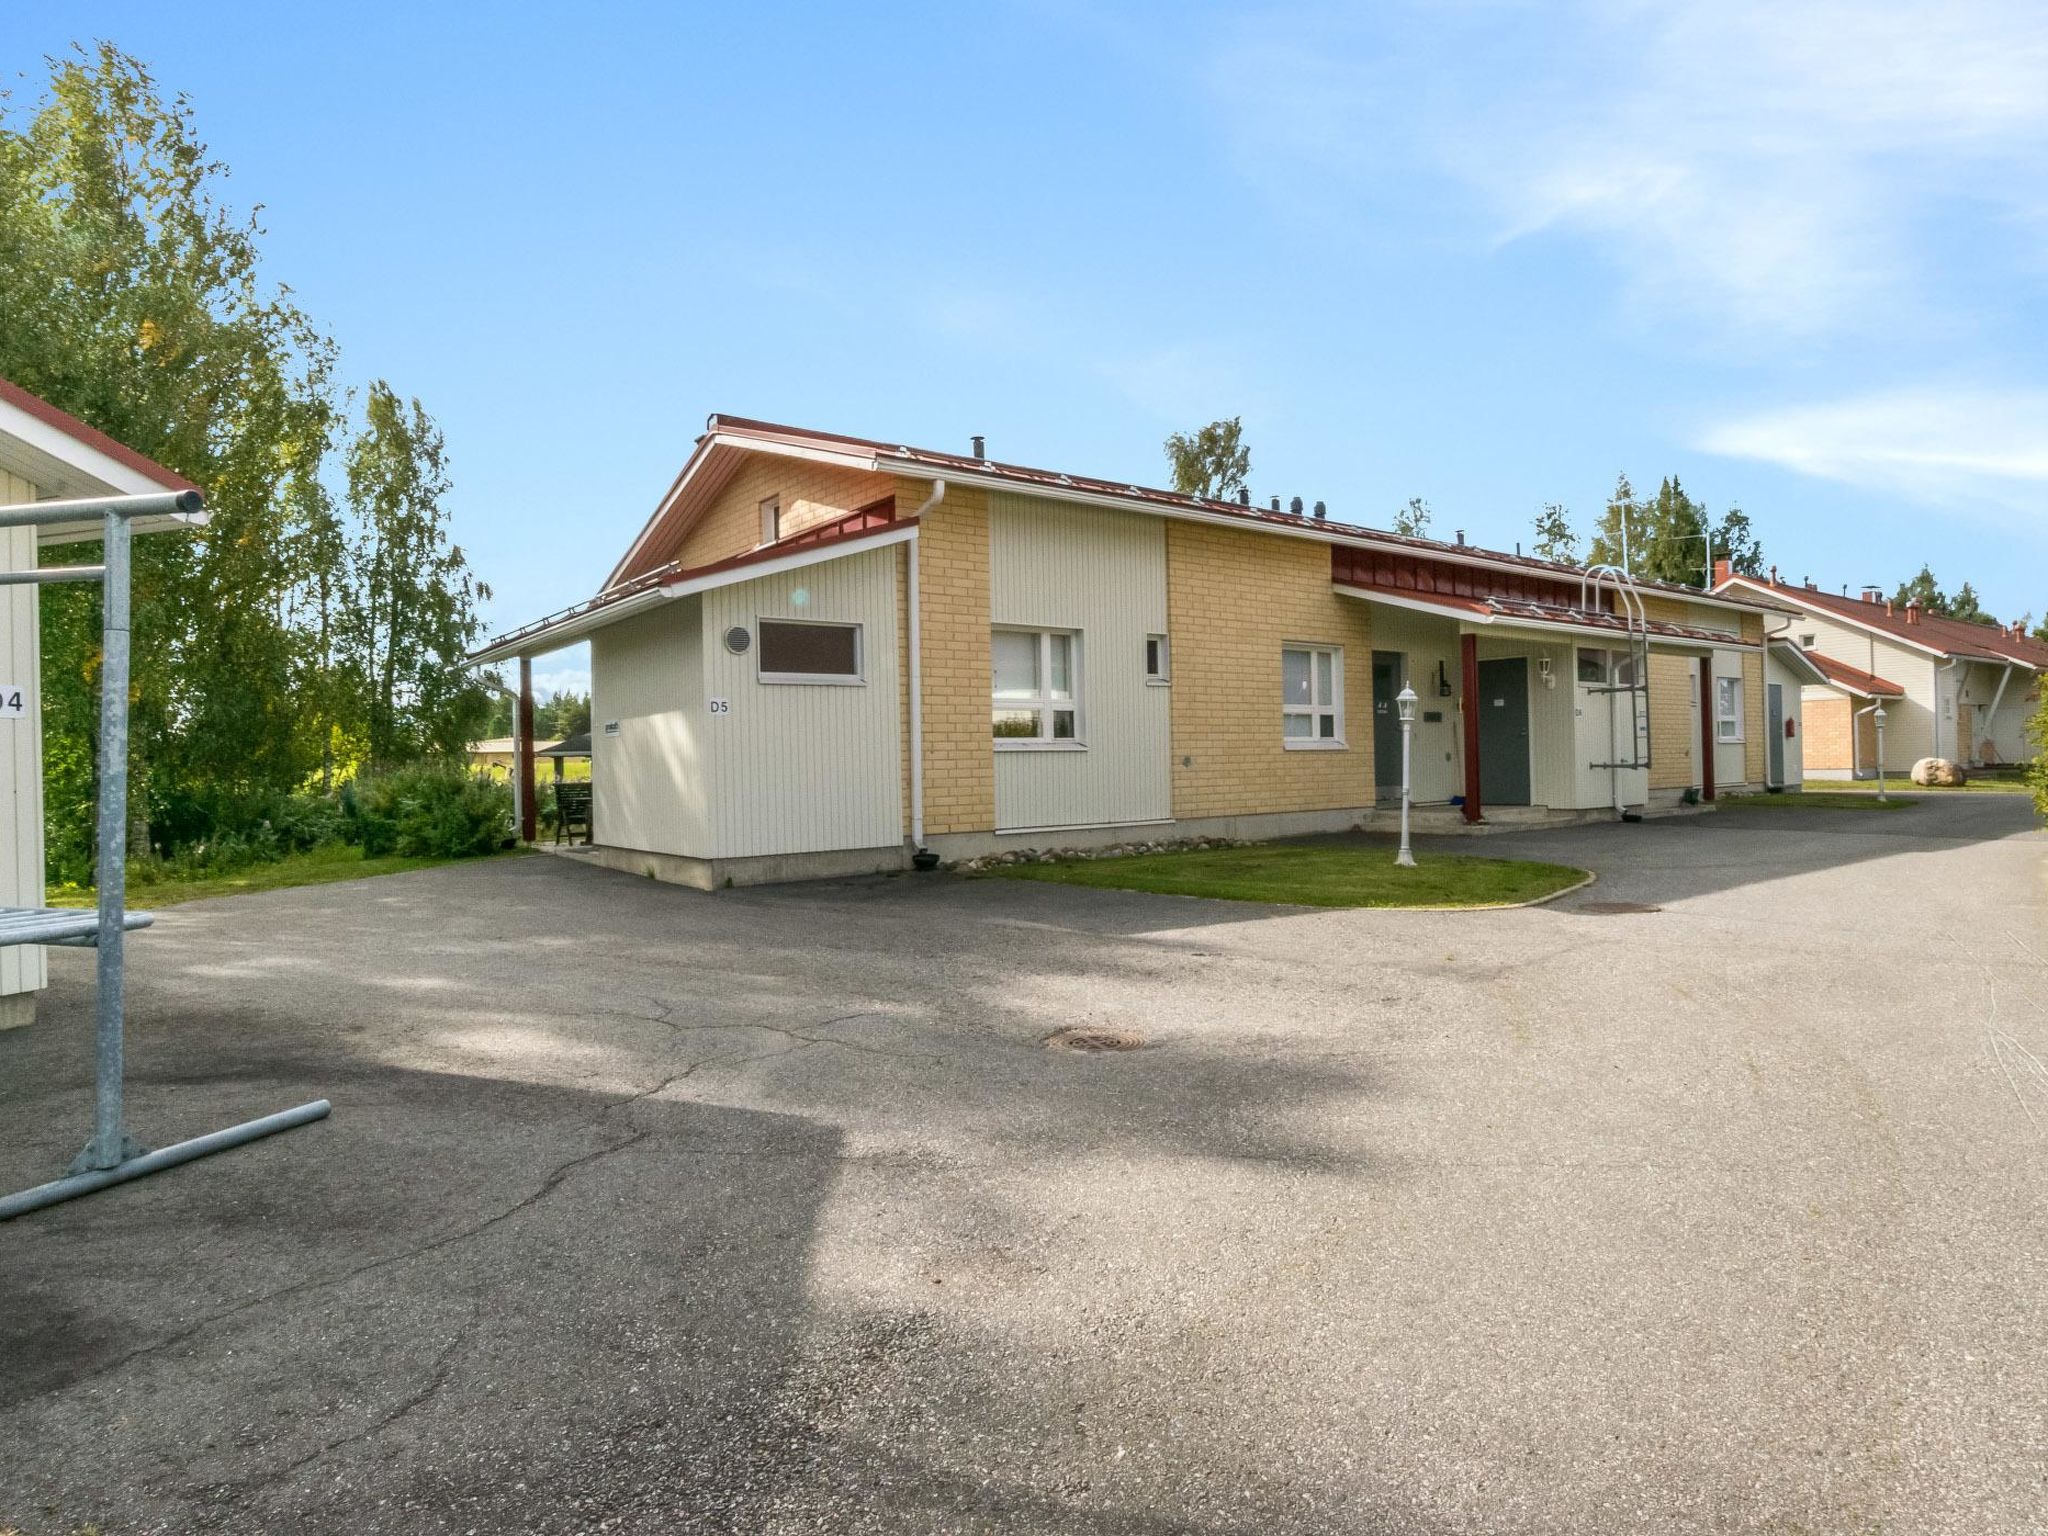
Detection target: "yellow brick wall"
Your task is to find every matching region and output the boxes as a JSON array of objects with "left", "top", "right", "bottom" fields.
[
  {"left": 1805, "top": 695, "right": 1853, "bottom": 772},
  {"left": 1742, "top": 649, "right": 1766, "bottom": 785},
  {"left": 673, "top": 455, "right": 898, "bottom": 569},
  {"left": 1165, "top": 522, "right": 1373, "bottom": 819},
  {"left": 1647, "top": 652, "right": 1699, "bottom": 789},
  {"left": 908, "top": 478, "right": 995, "bottom": 834}
]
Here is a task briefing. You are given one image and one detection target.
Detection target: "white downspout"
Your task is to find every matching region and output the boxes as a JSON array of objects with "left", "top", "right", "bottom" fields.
[
  {"left": 907, "top": 478, "right": 945, "bottom": 853},
  {"left": 1938, "top": 657, "right": 1963, "bottom": 761}
]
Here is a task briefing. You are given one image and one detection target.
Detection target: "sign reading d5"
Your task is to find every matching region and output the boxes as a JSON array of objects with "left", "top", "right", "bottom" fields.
[{"left": 0, "top": 684, "right": 25, "bottom": 719}]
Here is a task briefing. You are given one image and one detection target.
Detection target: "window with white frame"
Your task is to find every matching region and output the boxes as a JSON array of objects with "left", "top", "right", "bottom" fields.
[
  {"left": 1282, "top": 645, "right": 1343, "bottom": 745},
  {"left": 759, "top": 495, "right": 782, "bottom": 545},
  {"left": 1145, "top": 633, "right": 1170, "bottom": 683},
  {"left": 1576, "top": 647, "right": 1637, "bottom": 686},
  {"left": 758, "top": 618, "right": 862, "bottom": 683},
  {"left": 1715, "top": 675, "right": 1744, "bottom": 741},
  {"left": 1798, "top": 633, "right": 1816, "bottom": 649},
  {"left": 992, "top": 628, "right": 1079, "bottom": 745}
]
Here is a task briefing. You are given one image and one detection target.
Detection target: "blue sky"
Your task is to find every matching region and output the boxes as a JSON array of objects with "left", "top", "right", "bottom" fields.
[{"left": 12, "top": 1, "right": 2048, "bottom": 696}]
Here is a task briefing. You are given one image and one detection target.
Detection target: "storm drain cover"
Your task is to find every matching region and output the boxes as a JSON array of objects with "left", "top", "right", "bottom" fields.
[
  {"left": 1574, "top": 900, "right": 1663, "bottom": 915},
  {"left": 1044, "top": 1027, "right": 1145, "bottom": 1053}
]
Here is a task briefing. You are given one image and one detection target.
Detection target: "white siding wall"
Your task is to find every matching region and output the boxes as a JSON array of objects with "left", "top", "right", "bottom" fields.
[
  {"left": 700, "top": 545, "right": 903, "bottom": 858},
  {"left": 590, "top": 597, "right": 706, "bottom": 857},
  {"left": 1953, "top": 659, "right": 2034, "bottom": 765},
  {"left": 1711, "top": 646, "right": 1750, "bottom": 789},
  {"left": 988, "top": 495, "right": 1171, "bottom": 831},
  {"left": 1766, "top": 649, "right": 1806, "bottom": 786},
  {"left": 1359, "top": 607, "right": 1463, "bottom": 803},
  {"left": 1474, "top": 634, "right": 1583, "bottom": 808},
  {"left": 1570, "top": 646, "right": 1652, "bottom": 811},
  {"left": 1778, "top": 602, "right": 1939, "bottom": 765},
  {"left": 2, "top": 468, "right": 47, "bottom": 1002}
]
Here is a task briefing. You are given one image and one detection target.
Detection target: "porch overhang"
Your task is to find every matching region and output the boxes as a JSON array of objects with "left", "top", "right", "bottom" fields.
[{"left": 1334, "top": 583, "right": 1759, "bottom": 653}]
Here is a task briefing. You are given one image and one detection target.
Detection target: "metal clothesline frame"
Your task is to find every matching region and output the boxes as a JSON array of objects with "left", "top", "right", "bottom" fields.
[{"left": 0, "top": 489, "right": 328, "bottom": 1222}]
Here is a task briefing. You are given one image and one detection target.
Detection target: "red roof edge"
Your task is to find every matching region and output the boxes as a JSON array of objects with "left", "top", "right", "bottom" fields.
[{"left": 0, "top": 374, "right": 200, "bottom": 493}]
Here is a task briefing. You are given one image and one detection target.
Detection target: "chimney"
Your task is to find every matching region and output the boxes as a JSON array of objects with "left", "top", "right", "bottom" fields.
[
  {"left": 1768, "top": 564, "right": 1779, "bottom": 585},
  {"left": 970, "top": 434, "right": 985, "bottom": 460},
  {"left": 1712, "top": 558, "right": 1732, "bottom": 585},
  {"left": 1288, "top": 496, "right": 1304, "bottom": 516},
  {"left": 1312, "top": 500, "right": 1327, "bottom": 521},
  {"left": 1455, "top": 529, "right": 1467, "bottom": 546},
  {"left": 1905, "top": 601, "right": 1921, "bottom": 625},
  {"left": 1269, "top": 495, "right": 1280, "bottom": 512},
  {"left": 1885, "top": 599, "right": 1894, "bottom": 616},
  {"left": 1861, "top": 586, "right": 1883, "bottom": 604},
  {"left": 1237, "top": 488, "right": 1249, "bottom": 506}
]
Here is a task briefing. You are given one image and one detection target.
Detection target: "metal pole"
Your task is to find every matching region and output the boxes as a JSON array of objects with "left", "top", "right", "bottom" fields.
[
  {"left": 1395, "top": 685, "right": 1417, "bottom": 868},
  {"left": 79, "top": 510, "right": 136, "bottom": 1172},
  {"left": 0, "top": 487, "right": 202, "bottom": 530},
  {"left": 0, "top": 565, "right": 106, "bottom": 586},
  {"left": 1875, "top": 707, "right": 1888, "bottom": 803},
  {"left": 2, "top": 1101, "right": 330, "bottom": 1221}
]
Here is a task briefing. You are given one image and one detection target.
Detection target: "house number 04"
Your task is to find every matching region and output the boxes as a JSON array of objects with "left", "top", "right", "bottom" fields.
[{"left": 0, "top": 685, "right": 25, "bottom": 719}]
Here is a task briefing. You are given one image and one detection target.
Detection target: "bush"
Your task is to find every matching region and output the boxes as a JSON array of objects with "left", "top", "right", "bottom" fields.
[
  {"left": 2028, "top": 697, "right": 2047, "bottom": 819},
  {"left": 346, "top": 765, "right": 512, "bottom": 858}
]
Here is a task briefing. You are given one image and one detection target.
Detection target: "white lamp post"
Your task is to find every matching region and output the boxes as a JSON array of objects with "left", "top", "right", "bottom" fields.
[
  {"left": 1873, "top": 703, "right": 1888, "bottom": 803},
  {"left": 1395, "top": 684, "right": 1418, "bottom": 868}
]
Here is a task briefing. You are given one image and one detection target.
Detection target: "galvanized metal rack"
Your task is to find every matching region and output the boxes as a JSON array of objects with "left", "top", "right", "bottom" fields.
[
  {"left": 0, "top": 489, "right": 329, "bottom": 1221},
  {"left": 1578, "top": 564, "right": 1654, "bottom": 813}
]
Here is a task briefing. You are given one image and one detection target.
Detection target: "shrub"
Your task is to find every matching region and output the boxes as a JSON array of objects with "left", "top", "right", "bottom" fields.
[
  {"left": 2028, "top": 694, "right": 2047, "bottom": 819},
  {"left": 347, "top": 765, "right": 511, "bottom": 858}
]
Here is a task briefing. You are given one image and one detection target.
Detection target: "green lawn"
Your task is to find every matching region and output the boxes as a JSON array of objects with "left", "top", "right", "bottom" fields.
[
  {"left": 47, "top": 843, "right": 525, "bottom": 910},
  {"left": 984, "top": 844, "right": 1589, "bottom": 909},
  {"left": 1720, "top": 791, "right": 1912, "bottom": 811},
  {"left": 1817, "top": 775, "right": 2033, "bottom": 795}
]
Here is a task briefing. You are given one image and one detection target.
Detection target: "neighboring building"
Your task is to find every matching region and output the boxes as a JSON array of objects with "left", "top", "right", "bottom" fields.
[
  {"left": 1, "top": 376, "right": 201, "bottom": 1029},
  {"left": 1715, "top": 571, "right": 2046, "bottom": 777},
  {"left": 474, "top": 416, "right": 1792, "bottom": 888},
  {"left": 469, "top": 736, "right": 558, "bottom": 779}
]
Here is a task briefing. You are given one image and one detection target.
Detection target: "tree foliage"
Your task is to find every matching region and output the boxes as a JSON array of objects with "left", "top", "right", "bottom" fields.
[
  {"left": 1531, "top": 503, "right": 1577, "bottom": 563},
  {"left": 0, "top": 45, "right": 491, "bottom": 880},
  {"left": 1585, "top": 474, "right": 1760, "bottom": 588},
  {"left": 1163, "top": 417, "right": 1250, "bottom": 500},
  {"left": 1392, "top": 497, "right": 1432, "bottom": 538},
  {"left": 1885, "top": 566, "right": 1998, "bottom": 624}
]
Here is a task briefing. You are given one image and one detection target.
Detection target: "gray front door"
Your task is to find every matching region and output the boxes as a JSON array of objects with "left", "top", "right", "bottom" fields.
[
  {"left": 1476, "top": 657, "right": 1531, "bottom": 806},
  {"left": 1767, "top": 683, "right": 1785, "bottom": 786},
  {"left": 1372, "top": 651, "right": 1404, "bottom": 805}
]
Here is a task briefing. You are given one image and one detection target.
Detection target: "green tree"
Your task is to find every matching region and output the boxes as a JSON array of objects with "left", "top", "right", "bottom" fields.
[
  {"left": 539, "top": 690, "right": 591, "bottom": 739},
  {"left": 1891, "top": 565, "right": 1947, "bottom": 615},
  {"left": 342, "top": 382, "right": 493, "bottom": 768},
  {"left": 1948, "top": 581, "right": 1995, "bottom": 625},
  {"left": 1717, "top": 506, "right": 1765, "bottom": 578},
  {"left": 1531, "top": 503, "right": 1578, "bottom": 563},
  {"left": 1587, "top": 474, "right": 1725, "bottom": 587},
  {"left": 2029, "top": 689, "right": 2048, "bottom": 818},
  {"left": 1585, "top": 474, "right": 1638, "bottom": 573},
  {"left": 1163, "top": 417, "right": 1250, "bottom": 500},
  {"left": 1392, "top": 497, "right": 1432, "bottom": 538}
]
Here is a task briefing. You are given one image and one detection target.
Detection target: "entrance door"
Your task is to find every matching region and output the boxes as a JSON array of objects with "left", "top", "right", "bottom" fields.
[
  {"left": 1371, "top": 651, "right": 1404, "bottom": 805},
  {"left": 1476, "top": 657, "right": 1531, "bottom": 806},
  {"left": 1766, "top": 683, "right": 1785, "bottom": 787}
]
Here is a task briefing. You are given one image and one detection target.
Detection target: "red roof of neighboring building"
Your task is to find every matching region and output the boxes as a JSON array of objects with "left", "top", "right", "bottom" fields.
[
  {"left": 1720, "top": 574, "right": 2047, "bottom": 669},
  {"left": 0, "top": 373, "right": 199, "bottom": 492},
  {"left": 1798, "top": 649, "right": 1906, "bottom": 697}
]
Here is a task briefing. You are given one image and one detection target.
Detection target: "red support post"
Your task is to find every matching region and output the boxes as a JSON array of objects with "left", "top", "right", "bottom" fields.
[
  {"left": 517, "top": 656, "right": 538, "bottom": 843},
  {"left": 1697, "top": 657, "right": 1716, "bottom": 802},
  {"left": 1460, "top": 632, "right": 1483, "bottom": 824}
]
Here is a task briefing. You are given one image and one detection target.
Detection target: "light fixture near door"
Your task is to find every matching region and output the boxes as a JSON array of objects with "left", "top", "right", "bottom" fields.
[{"left": 723, "top": 625, "right": 751, "bottom": 655}]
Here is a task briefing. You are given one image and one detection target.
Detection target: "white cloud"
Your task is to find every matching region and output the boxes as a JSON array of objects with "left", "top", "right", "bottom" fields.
[
  {"left": 532, "top": 667, "right": 591, "bottom": 698},
  {"left": 1698, "top": 389, "right": 2048, "bottom": 515},
  {"left": 1207, "top": 0, "right": 2048, "bottom": 336}
]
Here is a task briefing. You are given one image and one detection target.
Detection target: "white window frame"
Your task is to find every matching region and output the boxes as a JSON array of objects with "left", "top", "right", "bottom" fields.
[
  {"left": 1798, "top": 633, "right": 1817, "bottom": 649},
  {"left": 992, "top": 626, "right": 1083, "bottom": 750},
  {"left": 756, "top": 616, "right": 865, "bottom": 686},
  {"left": 1282, "top": 643, "right": 1345, "bottom": 749},
  {"left": 759, "top": 494, "right": 781, "bottom": 545},
  {"left": 1715, "top": 675, "right": 1744, "bottom": 742},
  {"left": 1145, "top": 633, "right": 1171, "bottom": 685}
]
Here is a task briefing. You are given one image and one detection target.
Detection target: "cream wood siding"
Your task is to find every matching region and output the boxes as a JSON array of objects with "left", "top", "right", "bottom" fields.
[
  {"left": 590, "top": 597, "right": 707, "bottom": 857},
  {"left": 1774, "top": 601, "right": 1939, "bottom": 766},
  {"left": 1571, "top": 648, "right": 1651, "bottom": 810},
  {"left": 699, "top": 545, "right": 903, "bottom": 858},
  {"left": 1355, "top": 606, "right": 1463, "bottom": 803},
  {"left": 1956, "top": 659, "right": 2035, "bottom": 764},
  {"left": 1766, "top": 649, "right": 1806, "bottom": 786},
  {"left": 988, "top": 494, "right": 1170, "bottom": 831},
  {"left": 1474, "top": 634, "right": 1581, "bottom": 808},
  {"left": 2, "top": 468, "right": 47, "bottom": 1002}
]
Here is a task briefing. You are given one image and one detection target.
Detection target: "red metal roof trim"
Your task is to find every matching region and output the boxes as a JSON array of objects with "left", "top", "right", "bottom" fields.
[
  {"left": 0, "top": 373, "right": 199, "bottom": 492},
  {"left": 1799, "top": 650, "right": 1906, "bottom": 696}
]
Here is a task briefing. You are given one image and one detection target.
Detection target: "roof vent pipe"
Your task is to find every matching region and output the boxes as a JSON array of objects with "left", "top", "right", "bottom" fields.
[
  {"left": 970, "top": 435, "right": 985, "bottom": 460},
  {"left": 1313, "top": 500, "right": 1326, "bottom": 520},
  {"left": 1768, "top": 564, "right": 1779, "bottom": 584},
  {"left": 1238, "top": 488, "right": 1250, "bottom": 506},
  {"left": 1270, "top": 495, "right": 1280, "bottom": 512},
  {"left": 1455, "top": 529, "right": 1466, "bottom": 546},
  {"left": 1289, "top": 496, "right": 1303, "bottom": 516},
  {"left": 1905, "top": 601, "right": 1921, "bottom": 624}
]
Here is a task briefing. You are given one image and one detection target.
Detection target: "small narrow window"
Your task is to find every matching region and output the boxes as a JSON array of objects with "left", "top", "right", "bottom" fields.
[
  {"left": 1799, "top": 633, "right": 1816, "bottom": 649},
  {"left": 1715, "top": 675, "right": 1744, "bottom": 742},
  {"left": 1145, "top": 634, "right": 1170, "bottom": 683},
  {"left": 758, "top": 618, "right": 861, "bottom": 683},
  {"left": 1282, "top": 645, "right": 1343, "bottom": 746},
  {"left": 993, "top": 628, "right": 1080, "bottom": 745},
  {"left": 759, "top": 495, "right": 781, "bottom": 545},
  {"left": 1576, "top": 648, "right": 1607, "bottom": 685}
]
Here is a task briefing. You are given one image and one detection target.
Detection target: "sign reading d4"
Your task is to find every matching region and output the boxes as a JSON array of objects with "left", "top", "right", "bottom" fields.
[{"left": 0, "top": 684, "right": 25, "bottom": 719}]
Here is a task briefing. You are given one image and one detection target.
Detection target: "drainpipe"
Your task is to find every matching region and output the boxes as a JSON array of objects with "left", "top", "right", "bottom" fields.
[{"left": 907, "top": 479, "right": 945, "bottom": 862}]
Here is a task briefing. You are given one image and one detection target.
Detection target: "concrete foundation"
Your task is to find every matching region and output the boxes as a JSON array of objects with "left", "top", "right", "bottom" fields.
[
  {"left": 0, "top": 991, "right": 35, "bottom": 1031},
  {"left": 582, "top": 842, "right": 910, "bottom": 891}
]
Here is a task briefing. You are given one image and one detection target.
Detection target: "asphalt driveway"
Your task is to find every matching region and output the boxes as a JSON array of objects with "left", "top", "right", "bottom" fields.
[{"left": 2, "top": 795, "right": 2044, "bottom": 1534}]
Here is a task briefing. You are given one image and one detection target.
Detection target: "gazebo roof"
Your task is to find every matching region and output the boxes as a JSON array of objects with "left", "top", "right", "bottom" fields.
[{"left": 537, "top": 730, "right": 591, "bottom": 758}]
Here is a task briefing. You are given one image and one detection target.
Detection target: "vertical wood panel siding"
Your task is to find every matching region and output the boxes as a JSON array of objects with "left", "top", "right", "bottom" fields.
[
  {"left": 590, "top": 597, "right": 706, "bottom": 857},
  {"left": 700, "top": 545, "right": 903, "bottom": 858},
  {"left": 1763, "top": 600, "right": 1939, "bottom": 764},
  {"left": 1, "top": 469, "right": 47, "bottom": 1001},
  {"left": 988, "top": 495, "right": 1171, "bottom": 831},
  {"left": 1356, "top": 606, "right": 1465, "bottom": 803}
]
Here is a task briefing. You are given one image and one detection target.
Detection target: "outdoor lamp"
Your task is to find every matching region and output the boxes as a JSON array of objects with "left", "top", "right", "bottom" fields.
[{"left": 1395, "top": 684, "right": 1419, "bottom": 868}]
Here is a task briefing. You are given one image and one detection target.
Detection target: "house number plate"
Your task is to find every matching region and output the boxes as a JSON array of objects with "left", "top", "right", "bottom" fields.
[
  {"left": 707, "top": 697, "right": 731, "bottom": 715},
  {"left": 0, "top": 684, "right": 25, "bottom": 719}
]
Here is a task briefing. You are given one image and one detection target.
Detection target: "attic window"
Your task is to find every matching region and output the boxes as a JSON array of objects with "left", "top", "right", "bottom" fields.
[
  {"left": 1799, "top": 633, "right": 1816, "bottom": 649},
  {"left": 759, "top": 495, "right": 781, "bottom": 545}
]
